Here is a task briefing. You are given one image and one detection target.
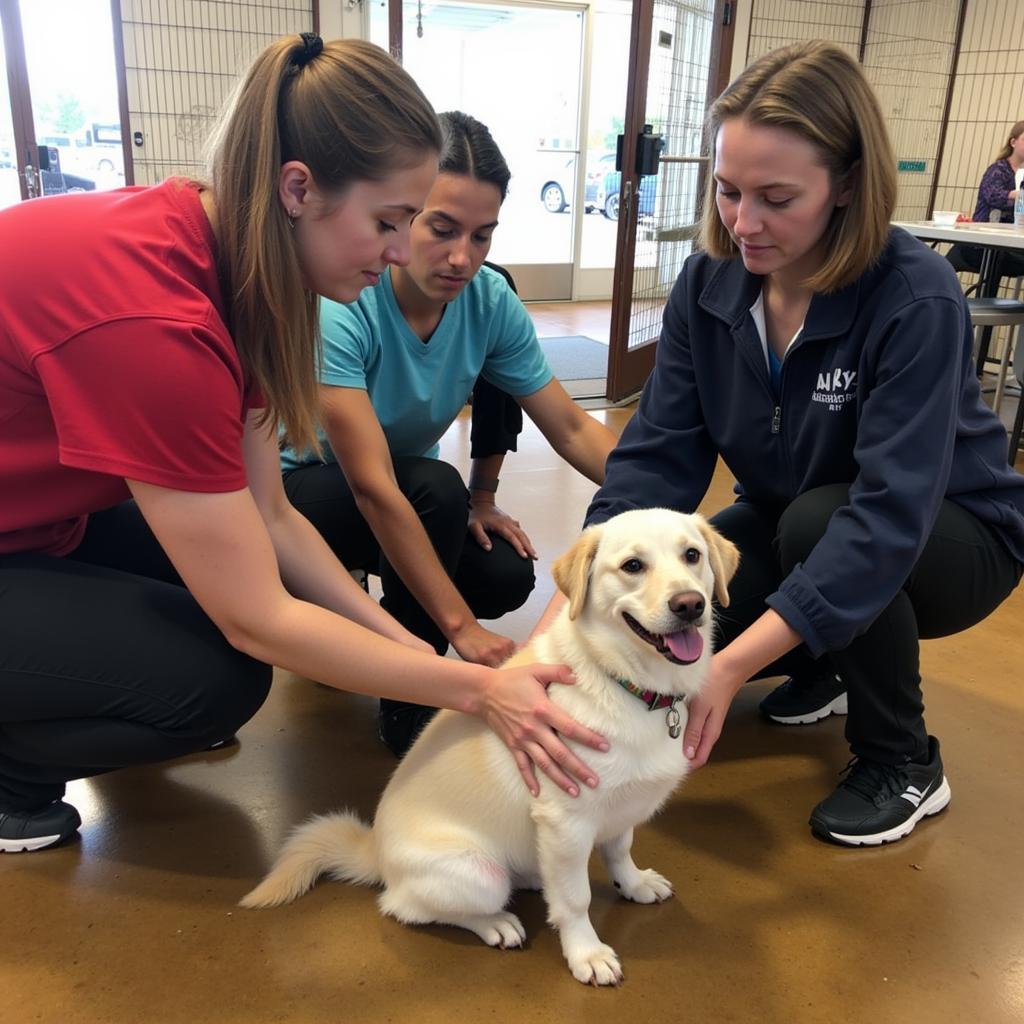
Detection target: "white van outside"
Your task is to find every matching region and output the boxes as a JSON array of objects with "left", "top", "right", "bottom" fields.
[{"left": 37, "top": 123, "right": 123, "bottom": 179}]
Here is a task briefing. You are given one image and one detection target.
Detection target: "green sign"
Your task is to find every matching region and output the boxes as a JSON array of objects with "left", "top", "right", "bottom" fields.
[{"left": 898, "top": 159, "right": 927, "bottom": 173}]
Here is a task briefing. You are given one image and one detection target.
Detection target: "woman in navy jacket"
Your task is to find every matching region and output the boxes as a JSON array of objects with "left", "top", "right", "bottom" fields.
[{"left": 587, "top": 40, "right": 1024, "bottom": 847}]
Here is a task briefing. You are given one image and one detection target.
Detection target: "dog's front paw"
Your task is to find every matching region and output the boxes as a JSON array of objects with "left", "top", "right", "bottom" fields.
[
  {"left": 474, "top": 911, "right": 526, "bottom": 949},
  {"left": 567, "top": 944, "right": 623, "bottom": 986},
  {"left": 615, "top": 868, "right": 673, "bottom": 904}
]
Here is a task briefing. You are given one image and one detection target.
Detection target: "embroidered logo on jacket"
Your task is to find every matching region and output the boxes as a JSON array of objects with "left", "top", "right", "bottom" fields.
[{"left": 812, "top": 368, "right": 857, "bottom": 412}]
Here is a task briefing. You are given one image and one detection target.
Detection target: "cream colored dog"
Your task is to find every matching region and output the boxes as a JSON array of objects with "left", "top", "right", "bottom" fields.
[{"left": 241, "top": 508, "right": 739, "bottom": 986}]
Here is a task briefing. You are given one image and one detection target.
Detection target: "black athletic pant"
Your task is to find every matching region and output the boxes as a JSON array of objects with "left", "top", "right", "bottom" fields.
[
  {"left": 0, "top": 503, "right": 272, "bottom": 811},
  {"left": 283, "top": 456, "right": 536, "bottom": 656},
  {"left": 946, "top": 242, "right": 1024, "bottom": 283},
  {"left": 709, "top": 485, "right": 1022, "bottom": 764}
]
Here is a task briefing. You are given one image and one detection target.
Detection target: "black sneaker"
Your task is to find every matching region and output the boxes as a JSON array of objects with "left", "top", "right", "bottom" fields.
[
  {"left": 204, "top": 735, "right": 238, "bottom": 751},
  {"left": 378, "top": 699, "right": 438, "bottom": 758},
  {"left": 809, "top": 736, "right": 950, "bottom": 847},
  {"left": 0, "top": 800, "right": 81, "bottom": 853},
  {"left": 759, "top": 668, "right": 847, "bottom": 724}
]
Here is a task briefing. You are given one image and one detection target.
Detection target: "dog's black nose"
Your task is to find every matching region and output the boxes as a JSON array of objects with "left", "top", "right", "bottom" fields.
[{"left": 669, "top": 591, "right": 705, "bottom": 623}]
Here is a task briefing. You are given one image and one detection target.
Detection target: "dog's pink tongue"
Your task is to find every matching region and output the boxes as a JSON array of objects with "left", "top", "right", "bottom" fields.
[{"left": 665, "top": 627, "right": 704, "bottom": 662}]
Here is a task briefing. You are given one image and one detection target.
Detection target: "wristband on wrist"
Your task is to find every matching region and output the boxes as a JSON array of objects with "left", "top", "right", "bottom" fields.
[{"left": 468, "top": 476, "right": 499, "bottom": 493}]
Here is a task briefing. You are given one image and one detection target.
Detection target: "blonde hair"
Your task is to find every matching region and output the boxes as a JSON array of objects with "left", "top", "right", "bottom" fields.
[
  {"left": 209, "top": 37, "right": 441, "bottom": 452},
  {"left": 699, "top": 40, "right": 897, "bottom": 294},
  {"left": 996, "top": 120, "right": 1024, "bottom": 162}
]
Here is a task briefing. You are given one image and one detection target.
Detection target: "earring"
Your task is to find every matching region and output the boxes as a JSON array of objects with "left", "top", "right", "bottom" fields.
[{"left": 288, "top": 208, "right": 299, "bottom": 229}]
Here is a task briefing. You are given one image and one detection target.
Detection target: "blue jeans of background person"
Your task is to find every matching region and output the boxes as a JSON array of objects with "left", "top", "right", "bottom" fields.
[
  {"left": 709, "top": 485, "right": 1022, "bottom": 764},
  {"left": 0, "top": 503, "right": 272, "bottom": 811},
  {"left": 284, "top": 455, "right": 536, "bottom": 656}
]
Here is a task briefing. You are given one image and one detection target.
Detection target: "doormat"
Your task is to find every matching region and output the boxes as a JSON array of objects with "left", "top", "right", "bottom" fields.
[{"left": 538, "top": 335, "right": 608, "bottom": 399}]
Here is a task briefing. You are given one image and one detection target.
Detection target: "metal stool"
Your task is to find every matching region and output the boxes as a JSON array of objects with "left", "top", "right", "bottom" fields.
[{"left": 966, "top": 296, "right": 1024, "bottom": 415}]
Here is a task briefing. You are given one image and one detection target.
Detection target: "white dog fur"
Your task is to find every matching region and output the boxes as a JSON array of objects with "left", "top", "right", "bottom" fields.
[{"left": 241, "top": 508, "right": 739, "bottom": 986}]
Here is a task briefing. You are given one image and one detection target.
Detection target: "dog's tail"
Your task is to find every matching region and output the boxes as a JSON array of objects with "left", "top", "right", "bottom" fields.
[{"left": 239, "top": 811, "right": 380, "bottom": 909}]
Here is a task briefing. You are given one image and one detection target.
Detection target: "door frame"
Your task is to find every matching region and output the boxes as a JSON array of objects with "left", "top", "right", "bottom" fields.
[
  {"left": 1, "top": 0, "right": 37, "bottom": 200},
  {"left": 605, "top": 0, "right": 734, "bottom": 401}
]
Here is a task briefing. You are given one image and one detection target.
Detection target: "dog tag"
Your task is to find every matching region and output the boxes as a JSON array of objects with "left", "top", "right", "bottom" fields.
[{"left": 666, "top": 705, "right": 681, "bottom": 739}]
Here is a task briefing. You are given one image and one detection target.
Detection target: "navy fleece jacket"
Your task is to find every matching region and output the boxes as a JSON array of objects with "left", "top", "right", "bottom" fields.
[{"left": 586, "top": 228, "right": 1024, "bottom": 657}]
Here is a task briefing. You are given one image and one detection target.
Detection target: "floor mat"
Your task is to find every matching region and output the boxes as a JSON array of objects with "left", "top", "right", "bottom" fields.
[{"left": 538, "top": 335, "right": 608, "bottom": 399}]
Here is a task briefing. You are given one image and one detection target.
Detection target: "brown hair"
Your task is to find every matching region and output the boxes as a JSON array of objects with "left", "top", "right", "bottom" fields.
[
  {"left": 699, "top": 40, "right": 897, "bottom": 293},
  {"left": 209, "top": 37, "right": 441, "bottom": 452},
  {"left": 996, "top": 120, "right": 1024, "bottom": 162}
]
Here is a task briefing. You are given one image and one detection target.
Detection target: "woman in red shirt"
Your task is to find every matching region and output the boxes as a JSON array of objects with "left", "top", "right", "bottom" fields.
[{"left": 0, "top": 34, "right": 605, "bottom": 852}]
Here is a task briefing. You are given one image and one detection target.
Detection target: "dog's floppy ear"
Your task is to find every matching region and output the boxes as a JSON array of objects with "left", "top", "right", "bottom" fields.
[
  {"left": 552, "top": 525, "right": 601, "bottom": 620},
  {"left": 695, "top": 516, "right": 740, "bottom": 608}
]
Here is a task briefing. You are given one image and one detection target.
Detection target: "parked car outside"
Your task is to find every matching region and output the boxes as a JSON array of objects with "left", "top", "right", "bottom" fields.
[
  {"left": 60, "top": 173, "right": 97, "bottom": 193},
  {"left": 40, "top": 167, "right": 96, "bottom": 196},
  {"left": 583, "top": 152, "right": 617, "bottom": 210},
  {"left": 539, "top": 152, "right": 616, "bottom": 215},
  {"left": 594, "top": 169, "right": 657, "bottom": 221},
  {"left": 38, "top": 125, "right": 123, "bottom": 179}
]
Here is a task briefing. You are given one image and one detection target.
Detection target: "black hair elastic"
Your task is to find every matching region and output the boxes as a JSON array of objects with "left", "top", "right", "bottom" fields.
[{"left": 292, "top": 32, "right": 323, "bottom": 67}]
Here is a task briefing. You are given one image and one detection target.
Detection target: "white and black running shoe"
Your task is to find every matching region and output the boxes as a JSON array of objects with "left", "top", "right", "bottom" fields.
[
  {"left": 809, "top": 736, "right": 950, "bottom": 847},
  {"left": 759, "top": 668, "right": 847, "bottom": 725},
  {"left": 0, "top": 800, "right": 81, "bottom": 853}
]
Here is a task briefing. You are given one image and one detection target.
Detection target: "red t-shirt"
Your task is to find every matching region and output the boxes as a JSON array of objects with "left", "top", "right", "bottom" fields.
[{"left": 0, "top": 178, "right": 263, "bottom": 556}]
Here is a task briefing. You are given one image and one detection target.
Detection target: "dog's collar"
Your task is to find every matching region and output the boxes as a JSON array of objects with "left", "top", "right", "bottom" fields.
[{"left": 612, "top": 677, "right": 683, "bottom": 738}]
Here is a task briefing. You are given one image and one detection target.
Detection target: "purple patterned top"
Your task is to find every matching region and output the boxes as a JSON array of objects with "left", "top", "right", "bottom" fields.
[{"left": 973, "top": 158, "right": 1016, "bottom": 222}]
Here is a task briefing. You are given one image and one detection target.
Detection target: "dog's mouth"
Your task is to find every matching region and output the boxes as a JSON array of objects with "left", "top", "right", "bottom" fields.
[{"left": 622, "top": 613, "right": 704, "bottom": 665}]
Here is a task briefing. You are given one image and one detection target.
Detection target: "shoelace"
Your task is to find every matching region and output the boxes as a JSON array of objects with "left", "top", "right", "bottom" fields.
[{"left": 837, "top": 757, "right": 907, "bottom": 804}]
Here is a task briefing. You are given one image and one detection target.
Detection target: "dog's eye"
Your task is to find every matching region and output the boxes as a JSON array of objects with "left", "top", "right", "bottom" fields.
[
  {"left": 684, "top": 548, "right": 701, "bottom": 564},
  {"left": 620, "top": 558, "right": 644, "bottom": 574}
]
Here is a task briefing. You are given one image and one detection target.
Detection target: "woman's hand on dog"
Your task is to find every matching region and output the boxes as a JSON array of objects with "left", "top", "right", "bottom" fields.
[
  {"left": 481, "top": 663, "right": 608, "bottom": 797},
  {"left": 683, "top": 656, "right": 745, "bottom": 767},
  {"left": 685, "top": 612, "right": 804, "bottom": 766}
]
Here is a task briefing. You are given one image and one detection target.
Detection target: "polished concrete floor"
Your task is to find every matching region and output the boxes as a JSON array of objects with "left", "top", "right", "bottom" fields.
[{"left": 3, "top": 402, "right": 1023, "bottom": 1024}]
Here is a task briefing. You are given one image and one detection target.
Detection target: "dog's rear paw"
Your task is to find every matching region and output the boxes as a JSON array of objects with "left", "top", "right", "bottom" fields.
[
  {"left": 468, "top": 911, "right": 526, "bottom": 949},
  {"left": 568, "top": 944, "right": 623, "bottom": 986},
  {"left": 616, "top": 868, "right": 673, "bottom": 904}
]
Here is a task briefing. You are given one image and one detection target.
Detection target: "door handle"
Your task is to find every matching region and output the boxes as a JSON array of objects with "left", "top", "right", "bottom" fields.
[{"left": 22, "top": 163, "right": 40, "bottom": 199}]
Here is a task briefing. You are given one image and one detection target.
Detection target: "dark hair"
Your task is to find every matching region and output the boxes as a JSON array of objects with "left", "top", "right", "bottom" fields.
[
  {"left": 209, "top": 37, "right": 441, "bottom": 452},
  {"left": 437, "top": 111, "right": 511, "bottom": 201}
]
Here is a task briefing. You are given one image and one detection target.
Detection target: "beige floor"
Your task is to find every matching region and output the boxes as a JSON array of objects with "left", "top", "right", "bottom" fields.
[
  {"left": 2, "top": 388, "right": 1023, "bottom": 1024},
  {"left": 527, "top": 299, "right": 612, "bottom": 344}
]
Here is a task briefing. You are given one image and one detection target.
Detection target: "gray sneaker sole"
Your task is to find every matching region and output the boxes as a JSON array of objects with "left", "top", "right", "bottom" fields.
[{"left": 765, "top": 691, "right": 848, "bottom": 725}]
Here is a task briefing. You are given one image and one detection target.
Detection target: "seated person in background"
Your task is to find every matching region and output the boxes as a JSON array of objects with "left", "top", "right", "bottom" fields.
[
  {"left": 947, "top": 119, "right": 1024, "bottom": 281},
  {"left": 281, "top": 111, "right": 617, "bottom": 756}
]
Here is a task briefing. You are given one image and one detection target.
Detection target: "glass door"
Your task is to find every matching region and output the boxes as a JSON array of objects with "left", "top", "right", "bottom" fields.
[
  {"left": 372, "top": 0, "right": 586, "bottom": 301},
  {"left": 577, "top": 0, "right": 633, "bottom": 298},
  {"left": 606, "top": 0, "right": 727, "bottom": 400},
  {"left": 0, "top": 0, "right": 127, "bottom": 211}
]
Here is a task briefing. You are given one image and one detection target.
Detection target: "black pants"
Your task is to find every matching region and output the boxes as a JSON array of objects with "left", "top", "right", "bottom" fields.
[
  {"left": 709, "top": 485, "right": 1022, "bottom": 764},
  {"left": 946, "top": 243, "right": 1024, "bottom": 283},
  {"left": 283, "top": 456, "right": 536, "bottom": 655},
  {"left": 0, "top": 504, "right": 272, "bottom": 811}
]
